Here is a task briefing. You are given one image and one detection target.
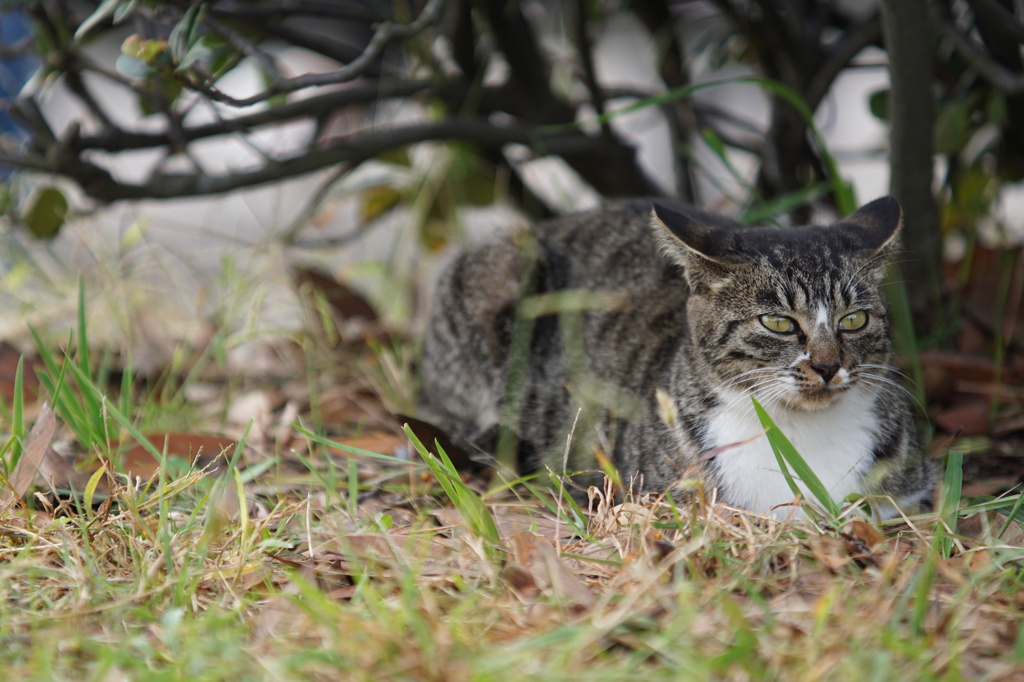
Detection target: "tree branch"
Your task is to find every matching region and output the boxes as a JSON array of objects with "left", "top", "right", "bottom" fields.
[
  {"left": 932, "top": 8, "right": 1024, "bottom": 94},
  {"left": 68, "top": 80, "right": 436, "bottom": 152},
  {"left": 204, "top": 1, "right": 388, "bottom": 23},
  {"left": 965, "top": 0, "right": 1024, "bottom": 43},
  {"left": 572, "top": 0, "right": 610, "bottom": 132},
  {"left": 1, "top": 118, "right": 621, "bottom": 201},
  {"left": 472, "top": 0, "right": 568, "bottom": 123},
  {"left": 806, "top": 14, "right": 882, "bottom": 108},
  {"left": 182, "top": 0, "right": 444, "bottom": 108},
  {"left": 630, "top": 0, "right": 698, "bottom": 201}
]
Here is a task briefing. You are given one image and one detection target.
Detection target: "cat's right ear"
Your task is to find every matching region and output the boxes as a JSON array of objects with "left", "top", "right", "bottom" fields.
[
  {"left": 651, "top": 202, "right": 741, "bottom": 290},
  {"left": 839, "top": 196, "right": 903, "bottom": 256}
]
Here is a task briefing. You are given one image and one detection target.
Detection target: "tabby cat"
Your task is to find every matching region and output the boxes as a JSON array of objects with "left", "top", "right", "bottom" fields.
[{"left": 420, "top": 198, "right": 935, "bottom": 519}]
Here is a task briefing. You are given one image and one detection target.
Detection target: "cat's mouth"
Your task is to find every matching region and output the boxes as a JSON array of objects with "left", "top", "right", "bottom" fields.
[
  {"left": 732, "top": 367, "right": 854, "bottom": 411},
  {"left": 795, "top": 386, "right": 841, "bottom": 409},
  {"left": 778, "top": 361, "right": 855, "bottom": 410},
  {"left": 789, "top": 379, "right": 855, "bottom": 410}
]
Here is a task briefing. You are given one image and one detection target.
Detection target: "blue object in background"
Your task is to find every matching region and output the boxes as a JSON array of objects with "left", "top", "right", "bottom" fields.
[
  {"left": 0, "top": 10, "right": 37, "bottom": 135},
  {"left": 1, "top": 9, "right": 39, "bottom": 165}
]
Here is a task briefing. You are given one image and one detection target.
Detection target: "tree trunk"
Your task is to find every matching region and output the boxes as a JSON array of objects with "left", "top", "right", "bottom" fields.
[{"left": 880, "top": 0, "right": 944, "bottom": 335}]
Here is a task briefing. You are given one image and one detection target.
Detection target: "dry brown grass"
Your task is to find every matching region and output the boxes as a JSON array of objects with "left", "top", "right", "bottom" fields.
[{"left": 3, "top": 405, "right": 1023, "bottom": 681}]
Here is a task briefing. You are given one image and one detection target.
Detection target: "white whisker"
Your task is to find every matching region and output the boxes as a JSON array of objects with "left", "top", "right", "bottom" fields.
[{"left": 855, "top": 370, "right": 927, "bottom": 414}]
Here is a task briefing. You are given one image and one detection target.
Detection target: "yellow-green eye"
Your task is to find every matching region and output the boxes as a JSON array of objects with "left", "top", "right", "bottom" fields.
[
  {"left": 839, "top": 310, "right": 868, "bottom": 331},
  {"left": 759, "top": 314, "right": 796, "bottom": 334}
]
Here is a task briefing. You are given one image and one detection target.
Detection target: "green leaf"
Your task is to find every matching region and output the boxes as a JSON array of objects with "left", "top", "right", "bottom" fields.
[
  {"left": 22, "top": 187, "right": 68, "bottom": 240},
  {"left": 122, "top": 35, "right": 169, "bottom": 63},
  {"left": 169, "top": 4, "right": 208, "bottom": 66},
  {"left": 375, "top": 148, "right": 412, "bottom": 167},
  {"left": 935, "top": 100, "right": 970, "bottom": 156},
  {"left": 868, "top": 89, "right": 889, "bottom": 122},
  {"left": 987, "top": 92, "right": 1007, "bottom": 126},
  {"left": 74, "top": 0, "right": 122, "bottom": 41},
  {"left": 0, "top": 180, "right": 13, "bottom": 217},
  {"left": 360, "top": 185, "right": 403, "bottom": 223},
  {"left": 113, "top": 0, "right": 141, "bottom": 23},
  {"left": 114, "top": 53, "right": 151, "bottom": 79},
  {"left": 176, "top": 36, "right": 215, "bottom": 72},
  {"left": 84, "top": 466, "right": 106, "bottom": 511}
]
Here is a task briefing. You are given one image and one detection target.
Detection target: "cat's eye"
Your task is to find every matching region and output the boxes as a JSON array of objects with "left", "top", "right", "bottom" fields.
[
  {"left": 839, "top": 310, "right": 868, "bottom": 331},
  {"left": 759, "top": 314, "right": 797, "bottom": 334}
]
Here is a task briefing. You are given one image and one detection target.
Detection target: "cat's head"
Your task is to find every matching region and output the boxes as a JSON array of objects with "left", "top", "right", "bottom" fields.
[{"left": 652, "top": 197, "right": 902, "bottom": 411}]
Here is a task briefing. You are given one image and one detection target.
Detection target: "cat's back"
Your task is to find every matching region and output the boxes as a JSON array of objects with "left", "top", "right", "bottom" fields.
[{"left": 533, "top": 199, "right": 742, "bottom": 292}]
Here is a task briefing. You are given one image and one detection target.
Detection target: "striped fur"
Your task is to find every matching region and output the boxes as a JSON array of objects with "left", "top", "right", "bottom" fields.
[{"left": 420, "top": 198, "right": 935, "bottom": 518}]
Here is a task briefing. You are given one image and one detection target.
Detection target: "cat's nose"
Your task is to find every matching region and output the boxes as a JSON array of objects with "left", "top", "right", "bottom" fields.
[{"left": 811, "top": 362, "right": 840, "bottom": 383}]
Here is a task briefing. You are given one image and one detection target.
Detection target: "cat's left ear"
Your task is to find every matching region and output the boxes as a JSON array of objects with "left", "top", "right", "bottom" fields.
[{"left": 838, "top": 196, "right": 902, "bottom": 256}]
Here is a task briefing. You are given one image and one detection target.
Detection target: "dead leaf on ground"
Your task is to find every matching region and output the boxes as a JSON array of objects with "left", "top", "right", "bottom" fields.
[
  {"left": 323, "top": 431, "right": 408, "bottom": 460},
  {"left": 1, "top": 402, "right": 56, "bottom": 507},
  {"left": 501, "top": 562, "right": 541, "bottom": 600},
  {"left": 954, "top": 246, "right": 1024, "bottom": 347},
  {"left": 293, "top": 267, "right": 381, "bottom": 347},
  {"left": 0, "top": 343, "right": 41, "bottom": 404},
  {"left": 511, "top": 531, "right": 597, "bottom": 611},
  {"left": 300, "top": 385, "right": 390, "bottom": 429},
  {"left": 293, "top": 267, "right": 378, "bottom": 323},
  {"left": 846, "top": 519, "right": 884, "bottom": 551},
  {"left": 957, "top": 511, "right": 1024, "bottom": 548},
  {"left": 932, "top": 397, "right": 992, "bottom": 436},
  {"left": 252, "top": 592, "right": 302, "bottom": 646},
  {"left": 112, "top": 432, "right": 238, "bottom": 481},
  {"left": 920, "top": 351, "right": 1024, "bottom": 385}
]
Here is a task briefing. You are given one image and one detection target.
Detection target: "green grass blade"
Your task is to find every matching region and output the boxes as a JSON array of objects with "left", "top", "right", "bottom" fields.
[
  {"left": 1014, "top": 608, "right": 1024, "bottom": 661},
  {"left": 65, "top": 360, "right": 161, "bottom": 462},
  {"left": 403, "top": 424, "right": 501, "bottom": 548},
  {"left": 910, "top": 552, "right": 937, "bottom": 635},
  {"left": 740, "top": 182, "right": 832, "bottom": 225},
  {"left": 936, "top": 450, "right": 963, "bottom": 558},
  {"left": 75, "top": 282, "right": 105, "bottom": 445},
  {"left": 752, "top": 397, "right": 840, "bottom": 519},
  {"left": 10, "top": 355, "right": 24, "bottom": 471},
  {"left": 885, "top": 278, "right": 925, "bottom": 409},
  {"left": 120, "top": 362, "right": 133, "bottom": 424},
  {"left": 996, "top": 493, "right": 1024, "bottom": 539},
  {"left": 294, "top": 423, "right": 425, "bottom": 467},
  {"left": 701, "top": 127, "right": 757, "bottom": 198},
  {"left": 77, "top": 277, "right": 90, "bottom": 380},
  {"left": 30, "top": 327, "right": 96, "bottom": 448}
]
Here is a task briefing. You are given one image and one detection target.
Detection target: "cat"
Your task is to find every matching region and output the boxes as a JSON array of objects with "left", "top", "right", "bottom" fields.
[{"left": 419, "top": 197, "right": 936, "bottom": 519}]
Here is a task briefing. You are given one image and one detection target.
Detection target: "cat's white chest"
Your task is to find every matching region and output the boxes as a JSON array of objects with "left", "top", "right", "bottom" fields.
[{"left": 704, "top": 386, "right": 879, "bottom": 519}]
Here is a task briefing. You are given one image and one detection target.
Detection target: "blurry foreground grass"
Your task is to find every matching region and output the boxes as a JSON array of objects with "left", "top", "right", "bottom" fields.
[{"left": 3, "top": 445, "right": 1024, "bottom": 680}]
